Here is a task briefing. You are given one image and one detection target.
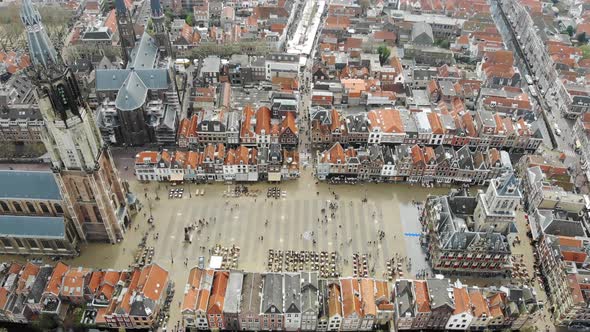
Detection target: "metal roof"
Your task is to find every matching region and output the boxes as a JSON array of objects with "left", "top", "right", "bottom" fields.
[
  {"left": 115, "top": 71, "right": 148, "bottom": 111},
  {"left": 0, "top": 171, "right": 61, "bottom": 200},
  {"left": 0, "top": 215, "right": 65, "bottom": 239}
]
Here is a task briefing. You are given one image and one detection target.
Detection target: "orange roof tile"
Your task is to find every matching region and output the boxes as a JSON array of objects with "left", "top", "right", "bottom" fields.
[
  {"left": 368, "top": 109, "right": 403, "bottom": 133},
  {"left": 255, "top": 106, "right": 271, "bottom": 135},
  {"left": 136, "top": 151, "right": 158, "bottom": 164},
  {"left": 138, "top": 264, "right": 169, "bottom": 302},
  {"left": 208, "top": 271, "right": 229, "bottom": 314},
  {"left": 45, "top": 262, "right": 69, "bottom": 296},
  {"left": 0, "top": 288, "right": 8, "bottom": 310},
  {"left": 17, "top": 262, "right": 40, "bottom": 293},
  {"left": 414, "top": 280, "right": 430, "bottom": 313},
  {"left": 341, "top": 278, "right": 362, "bottom": 318},
  {"left": 411, "top": 145, "right": 424, "bottom": 165},
  {"left": 468, "top": 289, "right": 490, "bottom": 317},
  {"left": 182, "top": 267, "right": 203, "bottom": 312},
  {"left": 61, "top": 267, "right": 91, "bottom": 298},
  {"left": 281, "top": 111, "right": 298, "bottom": 135},
  {"left": 487, "top": 293, "right": 504, "bottom": 318},
  {"left": 360, "top": 278, "right": 376, "bottom": 316},
  {"left": 427, "top": 112, "right": 444, "bottom": 134},
  {"left": 453, "top": 287, "right": 471, "bottom": 315},
  {"left": 328, "top": 282, "right": 342, "bottom": 317},
  {"left": 196, "top": 269, "right": 214, "bottom": 312}
]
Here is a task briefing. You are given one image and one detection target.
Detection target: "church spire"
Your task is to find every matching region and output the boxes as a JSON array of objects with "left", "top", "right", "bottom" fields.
[
  {"left": 21, "top": 0, "right": 59, "bottom": 68},
  {"left": 150, "top": 0, "right": 163, "bottom": 17}
]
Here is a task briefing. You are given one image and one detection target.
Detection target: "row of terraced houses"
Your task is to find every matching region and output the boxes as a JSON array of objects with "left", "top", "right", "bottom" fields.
[
  {"left": 0, "top": 261, "right": 169, "bottom": 329},
  {"left": 180, "top": 268, "right": 540, "bottom": 331}
]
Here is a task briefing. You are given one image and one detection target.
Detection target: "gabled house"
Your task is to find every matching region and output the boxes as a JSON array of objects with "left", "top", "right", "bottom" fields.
[
  {"left": 300, "top": 272, "right": 319, "bottom": 331},
  {"left": 260, "top": 273, "right": 284, "bottom": 330},
  {"left": 207, "top": 271, "right": 229, "bottom": 330},
  {"left": 340, "top": 277, "right": 362, "bottom": 331},
  {"left": 446, "top": 286, "right": 474, "bottom": 330},
  {"left": 283, "top": 273, "right": 302, "bottom": 331},
  {"left": 327, "top": 281, "right": 342, "bottom": 331}
]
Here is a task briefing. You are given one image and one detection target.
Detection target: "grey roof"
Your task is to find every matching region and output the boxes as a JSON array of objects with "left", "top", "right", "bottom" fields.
[
  {"left": 538, "top": 210, "right": 586, "bottom": 237},
  {"left": 0, "top": 171, "right": 61, "bottom": 200},
  {"left": 261, "top": 273, "right": 283, "bottom": 314},
  {"left": 158, "top": 106, "right": 177, "bottom": 129},
  {"left": 201, "top": 56, "right": 221, "bottom": 74},
  {"left": 115, "top": 71, "right": 148, "bottom": 111},
  {"left": 21, "top": 0, "right": 59, "bottom": 68},
  {"left": 318, "top": 279, "right": 329, "bottom": 319},
  {"left": 411, "top": 22, "right": 434, "bottom": 43},
  {"left": 128, "top": 33, "right": 159, "bottom": 70},
  {"left": 284, "top": 273, "right": 301, "bottom": 314},
  {"left": 96, "top": 69, "right": 169, "bottom": 91},
  {"left": 240, "top": 272, "right": 262, "bottom": 314},
  {"left": 95, "top": 33, "right": 169, "bottom": 111},
  {"left": 395, "top": 280, "right": 414, "bottom": 318},
  {"left": 494, "top": 172, "right": 521, "bottom": 197},
  {"left": 0, "top": 215, "right": 65, "bottom": 239},
  {"left": 301, "top": 272, "right": 319, "bottom": 314},
  {"left": 224, "top": 271, "right": 244, "bottom": 314},
  {"left": 115, "top": 0, "right": 127, "bottom": 14},
  {"left": 426, "top": 278, "right": 453, "bottom": 310},
  {"left": 27, "top": 266, "right": 53, "bottom": 303},
  {"left": 129, "top": 297, "right": 156, "bottom": 316},
  {"left": 0, "top": 105, "right": 42, "bottom": 121}
]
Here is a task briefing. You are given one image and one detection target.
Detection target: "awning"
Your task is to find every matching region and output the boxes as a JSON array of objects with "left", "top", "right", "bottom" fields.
[
  {"left": 268, "top": 173, "right": 281, "bottom": 182},
  {"left": 170, "top": 173, "right": 184, "bottom": 181}
]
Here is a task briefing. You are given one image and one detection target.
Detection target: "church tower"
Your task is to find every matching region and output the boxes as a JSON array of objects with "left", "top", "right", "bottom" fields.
[
  {"left": 115, "top": 0, "right": 136, "bottom": 66},
  {"left": 150, "top": 0, "right": 173, "bottom": 57},
  {"left": 22, "top": 0, "right": 134, "bottom": 243}
]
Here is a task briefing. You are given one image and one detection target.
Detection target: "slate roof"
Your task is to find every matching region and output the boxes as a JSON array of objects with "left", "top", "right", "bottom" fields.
[
  {"left": 301, "top": 272, "right": 319, "bottom": 314},
  {"left": 426, "top": 278, "right": 453, "bottom": 310},
  {"left": 95, "top": 33, "right": 169, "bottom": 111},
  {"left": 240, "top": 272, "right": 262, "bottom": 315},
  {"left": 0, "top": 215, "right": 65, "bottom": 239},
  {"left": 283, "top": 273, "right": 301, "bottom": 314},
  {"left": 0, "top": 171, "right": 61, "bottom": 200},
  {"left": 395, "top": 280, "right": 415, "bottom": 317},
  {"left": 261, "top": 273, "right": 283, "bottom": 314}
]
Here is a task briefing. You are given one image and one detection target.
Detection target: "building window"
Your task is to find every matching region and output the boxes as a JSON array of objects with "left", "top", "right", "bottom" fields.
[
  {"left": 0, "top": 201, "right": 8, "bottom": 212},
  {"left": 26, "top": 202, "right": 36, "bottom": 214},
  {"left": 54, "top": 204, "right": 63, "bottom": 214},
  {"left": 0, "top": 238, "right": 12, "bottom": 248},
  {"left": 40, "top": 240, "right": 53, "bottom": 249},
  {"left": 13, "top": 202, "right": 22, "bottom": 212},
  {"left": 40, "top": 202, "right": 49, "bottom": 213},
  {"left": 27, "top": 239, "right": 39, "bottom": 249}
]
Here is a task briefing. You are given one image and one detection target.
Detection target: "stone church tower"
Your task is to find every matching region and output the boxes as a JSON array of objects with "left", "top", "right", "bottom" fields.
[
  {"left": 22, "top": 0, "right": 134, "bottom": 243},
  {"left": 115, "top": 0, "right": 137, "bottom": 66}
]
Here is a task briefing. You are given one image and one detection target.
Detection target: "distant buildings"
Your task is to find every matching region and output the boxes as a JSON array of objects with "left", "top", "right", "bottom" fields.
[
  {"left": 315, "top": 142, "right": 513, "bottom": 185},
  {"left": 134, "top": 146, "right": 299, "bottom": 183}
]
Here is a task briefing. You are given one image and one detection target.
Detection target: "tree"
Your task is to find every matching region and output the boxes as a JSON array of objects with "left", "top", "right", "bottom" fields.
[
  {"left": 580, "top": 44, "right": 590, "bottom": 59},
  {"left": 567, "top": 25, "right": 575, "bottom": 37},
  {"left": 377, "top": 45, "right": 391, "bottom": 66},
  {"left": 185, "top": 14, "right": 194, "bottom": 26}
]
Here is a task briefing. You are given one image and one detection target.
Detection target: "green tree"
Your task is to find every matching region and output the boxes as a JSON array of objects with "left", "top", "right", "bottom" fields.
[
  {"left": 185, "top": 13, "right": 194, "bottom": 26},
  {"left": 31, "top": 313, "right": 59, "bottom": 332},
  {"left": 567, "top": 25, "right": 575, "bottom": 36},
  {"left": 377, "top": 45, "right": 391, "bottom": 66},
  {"left": 580, "top": 44, "right": 590, "bottom": 59}
]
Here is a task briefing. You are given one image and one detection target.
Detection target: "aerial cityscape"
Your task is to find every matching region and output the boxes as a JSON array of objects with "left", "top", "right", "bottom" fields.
[{"left": 0, "top": 0, "right": 588, "bottom": 330}]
